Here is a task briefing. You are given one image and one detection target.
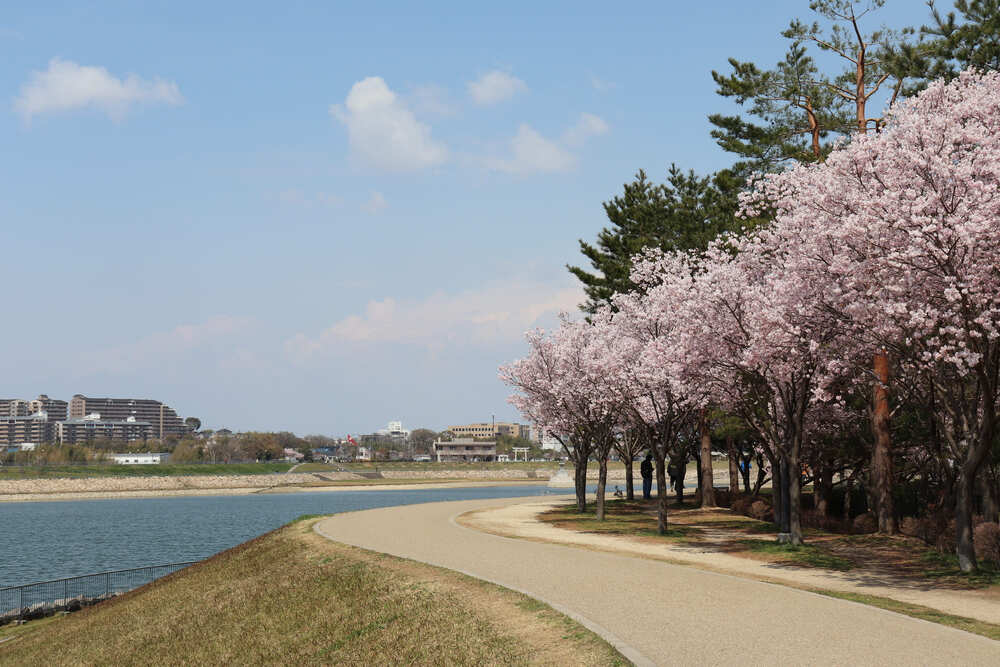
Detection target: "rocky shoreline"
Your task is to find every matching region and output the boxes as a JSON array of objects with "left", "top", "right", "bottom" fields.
[{"left": 0, "top": 468, "right": 630, "bottom": 503}]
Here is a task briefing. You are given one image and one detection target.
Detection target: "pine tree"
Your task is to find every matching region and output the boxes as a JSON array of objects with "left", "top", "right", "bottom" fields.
[{"left": 567, "top": 167, "right": 740, "bottom": 313}]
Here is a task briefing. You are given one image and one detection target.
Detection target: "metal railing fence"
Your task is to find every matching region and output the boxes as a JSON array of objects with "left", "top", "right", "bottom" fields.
[{"left": 0, "top": 561, "right": 199, "bottom": 622}]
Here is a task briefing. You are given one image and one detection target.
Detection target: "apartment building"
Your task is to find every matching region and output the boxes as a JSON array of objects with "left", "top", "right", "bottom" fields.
[
  {"left": 69, "top": 395, "right": 187, "bottom": 439},
  {"left": 0, "top": 395, "right": 67, "bottom": 421},
  {"left": 0, "top": 412, "right": 54, "bottom": 446},
  {"left": 57, "top": 415, "right": 153, "bottom": 445},
  {"left": 447, "top": 421, "right": 529, "bottom": 440},
  {"left": 433, "top": 438, "right": 496, "bottom": 462}
]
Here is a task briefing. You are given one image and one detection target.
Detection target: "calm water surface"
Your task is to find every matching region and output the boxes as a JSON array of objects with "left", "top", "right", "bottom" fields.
[{"left": 0, "top": 485, "right": 564, "bottom": 586}]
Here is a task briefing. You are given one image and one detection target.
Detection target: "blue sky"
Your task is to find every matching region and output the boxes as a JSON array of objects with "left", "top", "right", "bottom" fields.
[{"left": 1, "top": 1, "right": 928, "bottom": 434}]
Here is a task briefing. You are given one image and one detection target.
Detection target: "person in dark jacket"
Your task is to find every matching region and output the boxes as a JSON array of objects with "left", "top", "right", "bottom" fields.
[{"left": 640, "top": 453, "right": 654, "bottom": 500}]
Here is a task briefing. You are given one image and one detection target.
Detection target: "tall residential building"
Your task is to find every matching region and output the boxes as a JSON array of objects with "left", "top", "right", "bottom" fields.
[
  {"left": 68, "top": 395, "right": 187, "bottom": 439},
  {"left": 57, "top": 415, "right": 153, "bottom": 445},
  {"left": 1, "top": 399, "right": 30, "bottom": 418},
  {"left": 0, "top": 395, "right": 67, "bottom": 422},
  {"left": 0, "top": 412, "right": 54, "bottom": 446},
  {"left": 29, "top": 395, "right": 68, "bottom": 422},
  {"left": 447, "top": 421, "right": 529, "bottom": 440}
]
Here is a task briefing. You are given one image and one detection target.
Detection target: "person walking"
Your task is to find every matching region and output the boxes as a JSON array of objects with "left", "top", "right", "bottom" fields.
[{"left": 640, "top": 453, "right": 654, "bottom": 500}]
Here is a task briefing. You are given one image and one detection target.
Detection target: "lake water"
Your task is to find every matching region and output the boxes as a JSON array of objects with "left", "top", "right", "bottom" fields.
[{"left": 0, "top": 485, "right": 567, "bottom": 587}]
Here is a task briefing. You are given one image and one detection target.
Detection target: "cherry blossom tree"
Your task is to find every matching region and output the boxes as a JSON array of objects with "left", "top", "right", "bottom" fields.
[
  {"left": 501, "top": 318, "right": 617, "bottom": 515},
  {"left": 745, "top": 69, "right": 1000, "bottom": 569}
]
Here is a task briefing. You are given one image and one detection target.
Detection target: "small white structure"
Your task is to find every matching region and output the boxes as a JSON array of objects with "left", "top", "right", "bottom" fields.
[
  {"left": 111, "top": 452, "right": 168, "bottom": 465},
  {"left": 547, "top": 462, "right": 574, "bottom": 488},
  {"left": 497, "top": 454, "right": 510, "bottom": 463},
  {"left": 512, "top": 447, "right": 530, "bottom": 462}
]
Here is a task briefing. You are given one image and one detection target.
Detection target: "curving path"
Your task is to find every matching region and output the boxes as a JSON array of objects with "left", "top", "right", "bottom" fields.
[{"left": 315, "top": 495, "right": 1000, "bottom": 666}]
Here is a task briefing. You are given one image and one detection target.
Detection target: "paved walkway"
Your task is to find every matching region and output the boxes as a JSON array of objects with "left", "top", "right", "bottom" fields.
[
  {"left": 462, "top": 498, "right": 1000, "bottom": 625},
  {"left": 315, "top": 496, "right": 1000, "bottom": 666}
]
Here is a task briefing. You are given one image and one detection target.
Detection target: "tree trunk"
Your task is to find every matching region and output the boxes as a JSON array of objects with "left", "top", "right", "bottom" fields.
[
  {"left": 674, "top": 456, "right": 686, "bottom": 505},
  {"left": 787, "top": 449, "right": 803, "bottom": 545},
  {"left": 872, "top": 351, "right": 896, "bottom": 534},
  {"left": 624, "top": 455, "right": 635, "bottom": 501},
  {"left": 815, "top": 465, "right": 833, "bottom": 517},
  {"left": 694, "top": 451, "right": 702, "bottom": 499},
  {"left": 574, "top": 458, "right": 588, "bottom": 513},
  {"left": 596, "top": 457, "right": 608, "bottom": 521},
  {"left": 978, "top": 467, "right": 998, "bottom": 523},
  {"left": 656, "top": 458, "right": 669, "bottom": 534},
  {"left": 771, "top": 454, "right": 784, "bottom": 527},
  {"left": 844, "top": 475, "right": 854, "bottom": 531},
  {"left": 775, "top": 456, "right": 789, "bottom": 540},
  {"left": 700, "top": 414, "right": 716, "bottom": 507},
  {"left": 955, "top": 469, "right": 978, "bottom": 572},
  {"left": 728, "top": 436, "right": 740, "bottom": 494}
]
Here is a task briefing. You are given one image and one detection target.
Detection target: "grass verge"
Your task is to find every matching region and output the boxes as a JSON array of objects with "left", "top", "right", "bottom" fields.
[
  {"left": 920, "top": 551, "right": 1000, "bottom": 588},
  {"left": 0, "top": 518, "right": 626, "bottom": 666},
  {"left": 540, "top": 501, "right": 701, "bottom": 541},
  {"left": 740, "top": 540, "right": 854, "bottom": 571}
]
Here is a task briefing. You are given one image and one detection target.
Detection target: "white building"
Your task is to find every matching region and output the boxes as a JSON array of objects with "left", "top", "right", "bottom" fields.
[
  {"left": 376, "top": 420, "right": 410, "bottom": 440},
  {"left": 111, "top": 452, "right": 169, "bottom": 465}
]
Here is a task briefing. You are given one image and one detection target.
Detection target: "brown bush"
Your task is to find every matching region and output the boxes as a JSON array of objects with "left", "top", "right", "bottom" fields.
[
  {"left": 730, "top": 495, "right": 755, "bottom": 516},
  {"left": 712, "top": 489, "right": 732, "bottom": 508},
  {"left": 974, "top": 522, "right": 1000, "bottom": 563},
  {"left": 800, "top": 509, "right": 848, "bottom": 533},
  {"left": 935, "top": 519, "right": 957, "bottom": 554},
  {"left": 750, "top": 500, "right": 773, "bottom": 522},
  {"left": 852, "top": 512, "right": 877, "bottom": 534},
  {"left": 899, "top": 516, "right": 922, "bottom": 539}
]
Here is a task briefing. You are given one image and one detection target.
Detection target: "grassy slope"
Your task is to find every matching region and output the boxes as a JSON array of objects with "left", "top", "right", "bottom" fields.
[{"left": 0, "top": 518, "right": 626, "bottom": 666}]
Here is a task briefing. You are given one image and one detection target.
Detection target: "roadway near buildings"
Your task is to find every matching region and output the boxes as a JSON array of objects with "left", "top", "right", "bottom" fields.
[{"left": 315, "top": 496, "right": 1000, "bottom": 666}]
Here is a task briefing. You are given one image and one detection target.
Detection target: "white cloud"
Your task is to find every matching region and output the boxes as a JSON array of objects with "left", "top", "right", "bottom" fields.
[
  {"left": 330, "top": 76, "right": 447, "bottom": 171},
  {"left": 563, "top": 112, "right": 609, "bottom": 146},
  {"left": 284, "top": 281, "right": 582, "bottom": 360},
  {"left": 488, "top": 124, "right": 576, "bottom": 174},
  {"left": 362, "top": 191, "right": 387, "bottom": 214},
  {"left": 468, "top": 70, "right": 526, "bottom": 105},
  {"left": 14, "top": 58, "right": 183, "bottom": 121}
]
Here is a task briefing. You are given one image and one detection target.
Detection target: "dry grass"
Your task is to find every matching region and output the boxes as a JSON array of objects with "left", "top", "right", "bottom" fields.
[{"left": 0, "top": 518, "right": 626, "bottom": 666}]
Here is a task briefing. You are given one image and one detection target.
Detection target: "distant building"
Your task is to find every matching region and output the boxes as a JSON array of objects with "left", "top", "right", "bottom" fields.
[
  {"left": 433, "top": 438, "right": 497, "bottom": 462},
  {"left": 69, "top": 395, "right": 187, "bottom": 439},
  {"left": 57, "top": 415, "right": 153, "bottom": 445},
  {"left": 0, "top": 412, "right": 54, "bottom": 447},
  {"left": 447, "top": 422, "right": 529, "bottom": 440},
  {"left": 375, "top": 420, "right": 410, "bottom": 441},
  {"left": 111, "top": 452, "right": 168, "bottom": 465},
  {"left": 0, "top": 395, "right": 67, "bottom": 423}
]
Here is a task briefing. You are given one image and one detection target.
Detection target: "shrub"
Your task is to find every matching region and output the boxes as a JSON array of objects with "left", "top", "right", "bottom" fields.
[
  {"left": 899, "top": 516, "right": 922, "bottom": 539},
  {"left": 750, "top": 500, "right": 773, "bottom": 522},
  {"left": 713, "top": 489, "right": 732, "bottom": 508},
  {"left": 800, "top": 509, "right": 848, "bottom": 533},
  {"left": 852, "top": 512, "right": 877, "bottom": 534},
  {"left": 973, "top": 522, "right": 1000, "bottom": 564},
  {"left": 935, "top": 519, "right": 957, "bottom": 554},
  {"left": 731, "top": 495, "right": 755, "bottom": 516}
]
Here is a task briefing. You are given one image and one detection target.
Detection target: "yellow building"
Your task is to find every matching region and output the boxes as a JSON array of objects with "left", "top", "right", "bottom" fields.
[{"left": 446, "top": 422, "right": 529, "bottom": 440}]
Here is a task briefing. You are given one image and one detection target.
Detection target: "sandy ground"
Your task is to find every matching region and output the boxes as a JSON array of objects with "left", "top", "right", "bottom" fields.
[
  {"left": 315, "top": 495, "right": 1000, "bottom": 666},
  {"left": 460, "top": 498, "right": 1000, "bottom": 626},
  {"left": 0, "top": 479, "right": 546, "bottom": 503}
]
